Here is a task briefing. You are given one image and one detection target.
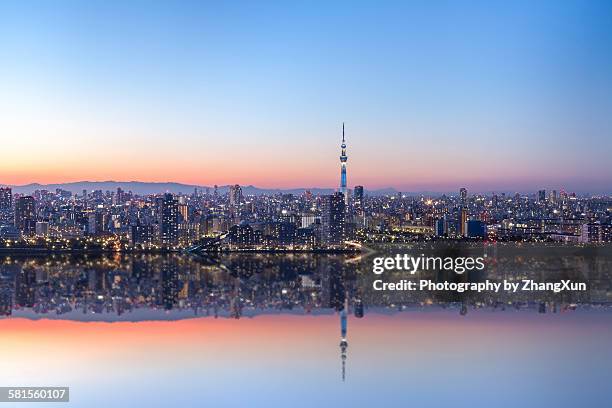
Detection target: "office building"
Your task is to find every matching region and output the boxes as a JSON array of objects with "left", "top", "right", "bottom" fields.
[
  {"left": 229, "top": 184, "right": 243, "bottom": 207},
  {"left": 322, "top": 192, "right": 346, "bottom": 245},
  {"left": 353, "top": 185, "right": 364, "bottom": 210},
  {"left": 15, "top": 196, "right": 36, "bottom": 235},
  {"left": 161, "top": 193, "right": 179, "bottom": 247},
  {"left": 0, "top": 187, "right": 12, "bottom": 226}
]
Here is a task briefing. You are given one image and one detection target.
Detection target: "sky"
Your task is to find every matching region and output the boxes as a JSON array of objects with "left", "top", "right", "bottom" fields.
[
  {"left": 2, "top": 313, "right": 612, "bottom": 407},
  {"left": 1, "top": 0, "right": 611, "bottom": 192}
]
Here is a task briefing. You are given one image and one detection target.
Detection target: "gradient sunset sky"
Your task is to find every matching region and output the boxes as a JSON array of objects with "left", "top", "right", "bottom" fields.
[
  {"left": 1, "top": 1, "right": 611, "bottom": 192},
  {"left": 2, "top": 313, "right": 612, "bottom": 407}
]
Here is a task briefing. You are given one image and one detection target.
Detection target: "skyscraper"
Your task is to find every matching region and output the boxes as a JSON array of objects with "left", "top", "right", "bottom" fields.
[
  {"left": 178, "top": 203, "right": 189, "bottom": 223},
  {"left": 0, "top": 187, "right": 12, "bottom": 226},
  {"left": 322, "top": 192, "right": 346, "bottom": 245},
  {"left": 161, "top": 193, "right": 179, "bottom": 247},
  {"left": 339, "top": 123, "right": 348, "bottom": 204},
  {"left": 435, "top": 216, "right": 448, "bottom": 237},
  {"left": 229, "top": 184, "right": 243, "bottom": 207},
  {"left": 353, "top": 185, "right": 364, "bottom": 210},
  {"left": 459, "top": 187, "right": 468, "bottom": 203},
  {"left": 353, "top": 185, "right": 365, "bottom": 227},
  {"left": 0, "top": 187, "right": 11, "bottom": 210},
  {"left": 550, "top": 190, "right": 557, "bottom": 204},
  {"left": 459, "top": 207, "right": 468, "bottom": 237},
  {"left": 15, "top": 196, "right": 36, "bottom": 235}
]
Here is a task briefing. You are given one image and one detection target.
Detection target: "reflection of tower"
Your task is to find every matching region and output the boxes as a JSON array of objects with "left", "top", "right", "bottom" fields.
[
  {"left": 339, "top": 123, "right": 348, "bottom": 204},
  {"left": 340, "top": 297, "right": 348, "bottom": 381}
]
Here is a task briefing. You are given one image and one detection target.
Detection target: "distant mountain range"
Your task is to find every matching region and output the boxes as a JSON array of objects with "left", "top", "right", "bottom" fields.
[
  {"left": 4, "top": 181, "right": 402, "bottom": 196},
  {"left": 6, "top": 181, "right": 602, "bottom": 196}
]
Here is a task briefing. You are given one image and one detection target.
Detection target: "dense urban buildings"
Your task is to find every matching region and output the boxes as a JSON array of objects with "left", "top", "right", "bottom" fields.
[
  {"left": 0, "top": 129, "right": 611, "bottom": 250},
  {"left": 1, "top": 250, "right": 607, "bottom": 319},
  {"left": 0, "top": 182, "right": 610, "bottom": 251}
]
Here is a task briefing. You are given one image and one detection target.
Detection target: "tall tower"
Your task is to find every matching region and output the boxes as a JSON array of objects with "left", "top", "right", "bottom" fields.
[
  {"left": 339, "top": 297, "right": 348, "bottom": 381},
  {"left": 339, "top": 123, "right": 348, "bottom": 203}
]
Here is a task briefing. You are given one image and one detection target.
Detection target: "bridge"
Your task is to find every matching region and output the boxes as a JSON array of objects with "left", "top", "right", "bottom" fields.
[{"left": 184, "top": 231, "right": 230, "bottom": 254}]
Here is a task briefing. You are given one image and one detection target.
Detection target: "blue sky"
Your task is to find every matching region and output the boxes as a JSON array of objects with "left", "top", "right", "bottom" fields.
[{"left": 1, "top": 0, "right": 611, "bottom": 192}]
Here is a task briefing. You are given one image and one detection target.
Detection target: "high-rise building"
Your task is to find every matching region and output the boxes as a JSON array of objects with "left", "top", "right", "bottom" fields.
[
  {"left": 322, "top": 192, "right": 346, "bottom": 245},
  {"left": 549, "top": 190, "right": 557, "bottom": 204},
  {"left": 466, "top": 220, "right": 486, "bottom": 238},
  {"left": 88, "top": 212, "right": 107, "bottom": 235},
  {"left": 459, "top": 187, "right": 468, "bottom": 203},
  {"left": 178, "top": 203, "right": 189, "bottom": 223},
  {"left": 274, "top": 222, "right": 296, "bottom": 245},
  {"left": 0, "top": 187, "right": 12, "bottom": 226},
  {"left": 339, "top": 297, "right": 348, "bottom": 382},
  {"left": 301, "top": 214, "right": 318, "bottom": 228},
  {"left": 459, "top": 207, "right": 468, "bottom": 237},
  {"left": 161, "top": 193, "right": 179, "bottom": 247},
  {"left": 537, "top": 189, "right": 546, "bottom": 203},
  {"left": 15, "top": 196, "right": 36, "bottom": 235},
  {"left": 130, "top": 224, "right": 155, "bottom": 248},
  {"left": 0, "top": 187, "right": 11, "bottom": 210},
  {"left": 115, "top": 187, "right": 124, "bottom": 204},
  {"left": 229, "top": 223, "right": 255, "bottom": 246},
  {"left": 35, "top": 221, "right": 49, "bottom": 237},
  {"left": 435, "top": 216, "right": 448, "bottom": 236},
  {"left": 339, "top": 123, "right": 348, "bottom": 204},
  {"left": 229, "top": 184, "right": 242, "bottom": 207},
  {"left": 353, "top": 185, "right": 364, "bottom": 210}
]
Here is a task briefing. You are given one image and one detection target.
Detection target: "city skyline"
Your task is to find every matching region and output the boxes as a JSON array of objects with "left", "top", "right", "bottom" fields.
[
  {"left": 2, "top": 3, "right": 611, "bottom": 408},
  {"left": 1, "top": 1, "right": 611, "bottom": 192},
  {"left": 2, "top": 180, "right": 611, "bottom": 197}
]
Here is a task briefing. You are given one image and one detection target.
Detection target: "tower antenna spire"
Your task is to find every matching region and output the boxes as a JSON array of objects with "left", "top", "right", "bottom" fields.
[{"left": 339, "top": 122, "right": 348, "bottom": 203}]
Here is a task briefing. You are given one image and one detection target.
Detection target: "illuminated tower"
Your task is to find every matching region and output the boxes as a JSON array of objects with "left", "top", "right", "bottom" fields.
[
  {"left": 339, "top": 297, "right": 348, "bottom": 381},
  {"left": 339, "top": 123, "right": 348, "bottom": 203}
]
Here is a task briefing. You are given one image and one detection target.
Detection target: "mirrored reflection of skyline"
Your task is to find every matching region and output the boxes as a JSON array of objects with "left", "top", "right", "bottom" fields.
[
  {"left": 1, "top": 246, "right": 611, "bottom": 381},
  {"left": 1, "top": 249, "right": 612, "bottom": 407},
  {"left": 1, "top": 246, "right": 611, "bottom": 321}
]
